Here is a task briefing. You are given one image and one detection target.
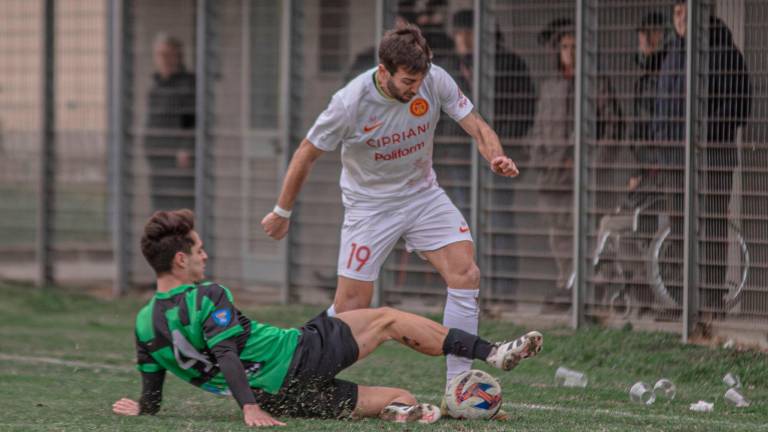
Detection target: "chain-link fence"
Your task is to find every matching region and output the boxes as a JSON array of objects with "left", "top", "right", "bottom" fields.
[{"left": 1, "top": 0, "right": 766, "bottom": 344}]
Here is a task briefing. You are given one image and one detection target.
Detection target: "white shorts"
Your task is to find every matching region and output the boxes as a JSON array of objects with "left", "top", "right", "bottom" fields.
[{"left": 337, "top": 187, "right": 472, "bottom": 282}]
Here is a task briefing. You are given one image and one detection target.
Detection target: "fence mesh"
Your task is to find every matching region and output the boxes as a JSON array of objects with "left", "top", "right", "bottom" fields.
[{"left": 0, "top": 0, "right": 41, "bottom": 282}]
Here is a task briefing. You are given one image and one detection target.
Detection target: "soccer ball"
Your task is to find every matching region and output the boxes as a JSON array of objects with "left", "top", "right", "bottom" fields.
[{"left": 444, "top": 369, "right": 503, "bottom": 419}]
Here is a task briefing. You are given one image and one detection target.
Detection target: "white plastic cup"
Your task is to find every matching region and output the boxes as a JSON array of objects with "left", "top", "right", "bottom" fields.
[
  {"left": 653, "top": 378, "right": 676, "bottom": 400},
  {"left": 629, "top": 382, "right": 656, "bottom": 405},
  {"left": 554, "top": 367, "right": 588, "bottom": 388},
  {"left": 723, "top": 372, "right": 741, "bottom": 389},
  {"left": 724, "top": 388, "right": 750, "bottom": 408}
]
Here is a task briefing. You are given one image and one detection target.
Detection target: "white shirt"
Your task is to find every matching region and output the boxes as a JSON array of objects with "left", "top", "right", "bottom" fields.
[{"left": 306, "top": 65, "right": 474, "bottom": 208}]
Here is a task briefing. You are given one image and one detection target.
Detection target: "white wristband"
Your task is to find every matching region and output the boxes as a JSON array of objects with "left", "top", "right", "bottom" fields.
[{"left": 273, "top": 205, "right": 292, "bottom": 219}]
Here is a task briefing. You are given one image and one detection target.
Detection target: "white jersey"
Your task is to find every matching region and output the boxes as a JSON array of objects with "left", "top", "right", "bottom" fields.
[{"left": 306, "top": 65, "right": 474, "bottom": 208}]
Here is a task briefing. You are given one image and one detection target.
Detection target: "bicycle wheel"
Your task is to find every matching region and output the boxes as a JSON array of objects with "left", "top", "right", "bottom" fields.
[
  {"left": 722, "top": 221, "right": 750, "bottom": 311},
  {"left": 649, "top": 225, "right": 683, "bottom": 308}
]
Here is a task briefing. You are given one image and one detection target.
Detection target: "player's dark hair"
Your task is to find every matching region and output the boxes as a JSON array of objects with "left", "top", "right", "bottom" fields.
[
  {"left": 378, "top": 23, "right": 432, "bottom": 76},
  {"left": 141, "top": 209, "right": 196, "bottom": 275}
]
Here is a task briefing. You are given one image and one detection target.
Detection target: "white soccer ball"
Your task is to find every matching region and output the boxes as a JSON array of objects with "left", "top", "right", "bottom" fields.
[{"left": 444, "top": 369, "right": 503, "bottom": 419}]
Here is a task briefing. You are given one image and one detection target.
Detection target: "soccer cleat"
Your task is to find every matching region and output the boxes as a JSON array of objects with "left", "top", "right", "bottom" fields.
[
  {"left": 485, "top": 331, "right": 543, "bottom": 371},
  {"left": 380, "top": 402, "right": 441, "bottom": 424}
]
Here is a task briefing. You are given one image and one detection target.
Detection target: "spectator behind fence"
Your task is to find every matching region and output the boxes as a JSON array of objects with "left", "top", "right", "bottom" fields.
[
  {"left": 529, "top": 18, "right": 623, "bottom": 293},
  {"left": 653, "top": 1, "right": 751, "bottom": 303},
  {"left": 451, "top": 9, "right": 535, "bottom": 140},
  {"left": 145, "top": 33, "right": 196, "bottom": 213},
  {"left": 628, "top": 12, "right": 668, "bottom": 195}
]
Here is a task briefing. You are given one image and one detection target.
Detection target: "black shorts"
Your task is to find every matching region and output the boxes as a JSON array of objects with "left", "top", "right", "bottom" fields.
[{"left": 252, "top": 313, "right": 360, "bottom": 419}]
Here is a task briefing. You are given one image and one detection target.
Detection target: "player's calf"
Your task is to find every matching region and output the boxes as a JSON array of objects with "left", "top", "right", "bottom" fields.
[{"left": 441, "top": 328, "right": 543, "bottom": 372}]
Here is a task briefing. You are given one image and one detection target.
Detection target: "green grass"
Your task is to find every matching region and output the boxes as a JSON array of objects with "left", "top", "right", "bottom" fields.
[{"left": 0, "top": 281, "right": 767, "bottom": 431}]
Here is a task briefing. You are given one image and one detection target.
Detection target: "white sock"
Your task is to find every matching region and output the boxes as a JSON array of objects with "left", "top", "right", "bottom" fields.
[
  {"left": 443, "top": 288, "right": 480, "bottom": 390},
  {"left": 326, "top": 304, "right": 337, "bottom": 317}
]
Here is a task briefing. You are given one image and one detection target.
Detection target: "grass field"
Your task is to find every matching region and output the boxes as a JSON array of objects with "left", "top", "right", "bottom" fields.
[{"left": 0, "top": 281, "right": 766, "bottom": 431}]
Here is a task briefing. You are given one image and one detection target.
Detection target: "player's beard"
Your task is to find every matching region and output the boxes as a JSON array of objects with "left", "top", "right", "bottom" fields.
[{"left": 387, "top": 79, "right": 414, "bottom": 103}]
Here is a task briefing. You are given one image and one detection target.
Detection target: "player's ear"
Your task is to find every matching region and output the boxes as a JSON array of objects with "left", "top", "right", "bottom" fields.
[
  {"left": 173, "top": 251, "right": 187, "bottom": 269},
  {"left": 378, "top": 64, "right": 389, "bottom": 77}
]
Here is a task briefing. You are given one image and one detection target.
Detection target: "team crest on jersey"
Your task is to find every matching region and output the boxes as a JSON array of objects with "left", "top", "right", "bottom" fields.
[
  {"left": 409, "top": 98, "right": 429, "bottom": 117},
  {"left": 212, "top": 308, "right": 232, "bottom": 327}
]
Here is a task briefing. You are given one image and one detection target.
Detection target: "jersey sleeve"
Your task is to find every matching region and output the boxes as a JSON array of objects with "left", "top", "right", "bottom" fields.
[
  {"left": 433, "top": 66, "right": 474, "bottom": 122},
  {"left": 135, "top": 332, "right": 164, "bottom": 374},
  {"left": 198, "top": 284, "right": 245, "bottom": 348},
  {"left": 305, "top": 92, "right": 351, "bottom": 151}
]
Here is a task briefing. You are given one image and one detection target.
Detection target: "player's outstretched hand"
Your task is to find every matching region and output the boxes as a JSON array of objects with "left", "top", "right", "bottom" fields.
[
  {"left": 490, "top": 156, "right": 519, "bottom": 177},
  {"left": 243, "top": 404, "right": 286, "bottom": 427},
  {"left": 112, "top": 398, "right": 140, "bottom": 416},
  {"left": 261, "top": 212, "right": 291, "bottom": 240}
]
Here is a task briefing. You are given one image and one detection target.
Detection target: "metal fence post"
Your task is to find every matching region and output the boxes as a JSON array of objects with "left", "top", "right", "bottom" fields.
[
  {"left": 571, "top": 0, "right": 591, "bottom": 328},
  {"left": 283, "top": 0, "right": 304, "bottom": 303},
  {"left": 469, "top": 0, "right": 482, "bottom": 247},
  {"left": 682, "top": 0, "right": 704, "bottom": 343},
  {"left": 196, "top": 0, "right": 214, "bottom": 277},
  {"left": 371, "top": 0, "right": 385, "bottom": 308},
  {"left": 279, "top": 0, "right": 294, "bottom": 305},
  {"left": 37, "top": 0, "right": 55, "bottom": 288},
  {"left": 108, "top": 0, "right": 129, "bottom": 296}
]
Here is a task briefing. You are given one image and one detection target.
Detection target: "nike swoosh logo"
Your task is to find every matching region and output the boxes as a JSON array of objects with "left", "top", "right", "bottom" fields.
[
  {"left": 363, "top": 121, "right": 384, "bottom": 133},
  {"left": 459, "top": 226, "right": 470, "bottom": 233}
]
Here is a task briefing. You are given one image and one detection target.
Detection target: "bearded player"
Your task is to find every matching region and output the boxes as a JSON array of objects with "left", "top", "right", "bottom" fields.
[{"left": 261, "top": 23, "right": 519, "bottom": 395}]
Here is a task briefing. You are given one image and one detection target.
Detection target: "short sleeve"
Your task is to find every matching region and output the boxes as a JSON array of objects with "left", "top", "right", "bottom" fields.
[
  {"left": 433, "top": 66, "right": 474, "bottom": 122},
  {"left": 198, "top": 284, "right": 244, "bottom": 348},
  {"left": 135, "top": 334, "right": 164, "bottom": 373},
  {"left": 306, "top": 92, "right": 351, "bottom": 151}
]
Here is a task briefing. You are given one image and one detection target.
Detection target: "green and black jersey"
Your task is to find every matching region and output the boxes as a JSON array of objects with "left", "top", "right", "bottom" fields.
[{"left": 135, "top": 282, "right": 300, "bottom": 395}]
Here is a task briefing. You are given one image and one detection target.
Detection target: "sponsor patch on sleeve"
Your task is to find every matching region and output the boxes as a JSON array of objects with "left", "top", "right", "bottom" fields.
[{"left": 212, "top": 308, "right": 232, "bottom": 327}]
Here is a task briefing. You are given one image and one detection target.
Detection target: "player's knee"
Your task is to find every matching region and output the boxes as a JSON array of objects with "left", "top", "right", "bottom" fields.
[
  {"left": 447, "top": 263, "right": 480, "bottom": 288},
  {"left": 376, "top": 307, "right": 399, "bottom": 327}
]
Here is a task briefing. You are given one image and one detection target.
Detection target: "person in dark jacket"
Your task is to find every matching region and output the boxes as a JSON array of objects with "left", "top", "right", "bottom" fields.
[
  {"left": 653, "top": 1, "right": 751, "bottom": 304},
  {"left": 628, "top": 12, "right": 668, "bottom": 194},
  {"left": 145, "top": 33, "right": 196, "bottom": 213}
]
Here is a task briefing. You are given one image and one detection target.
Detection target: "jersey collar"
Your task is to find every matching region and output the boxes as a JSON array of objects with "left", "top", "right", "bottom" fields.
[{"left": 155, "top": 283, "right": 195, "bottom": 299}]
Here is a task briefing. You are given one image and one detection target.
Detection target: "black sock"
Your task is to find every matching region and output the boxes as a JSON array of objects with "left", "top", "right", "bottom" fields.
[{"left": 442, "top": 328, "right": 494, "bottom": 360}]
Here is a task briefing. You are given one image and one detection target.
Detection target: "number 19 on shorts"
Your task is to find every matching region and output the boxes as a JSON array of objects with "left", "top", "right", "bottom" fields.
[{"left": 346, "top": 242, "right": 371, "bottom": 272}]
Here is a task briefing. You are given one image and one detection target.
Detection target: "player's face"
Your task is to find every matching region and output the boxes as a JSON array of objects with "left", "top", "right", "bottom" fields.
[
  {"left": 384, "top": 67, "right": 425, "bottom": 103},
  {"left": 184, "top": 230, "right": 208, "bottom": 282}
]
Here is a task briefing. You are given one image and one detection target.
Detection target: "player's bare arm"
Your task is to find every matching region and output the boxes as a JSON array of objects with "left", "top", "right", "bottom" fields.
[
  {"left": 261, "top": 139, "right": 326, "bottom": 240},
  {"left": 458, "top": 110, "right": 519, "bottom": 177}
]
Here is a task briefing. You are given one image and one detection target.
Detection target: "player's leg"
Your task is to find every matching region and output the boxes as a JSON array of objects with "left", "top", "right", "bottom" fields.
[
  {"left": 421, "top": 242, "right": 481, "bottom": 385},
  {"left": 353, "top": 385, "right": 415, "bottom": 417},
  {"left": 336, "top": 307, "right": 447, "bottom": 357},
  {"left": 336, "top": 306, "right": 542, "bottom": 368},
  {"left": 401, "top": 188, "right": 480, "bottom": 386},
  {"left": 327, "top": 207, "right": 405, "bottom": 316},
  {"left": 331, "top": 276, "right": 374, "bottom": 314},
  {"left": 355, "top": 385, "right": 441, "bottom": 423}
]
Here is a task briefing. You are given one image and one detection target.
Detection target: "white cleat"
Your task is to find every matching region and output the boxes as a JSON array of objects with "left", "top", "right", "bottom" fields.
[
  {"left": 379, "top": 402, "right": 442, "bottom": 424},
  {"left": 485, "top": 331, "right": 543, "bottom": 371}
]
